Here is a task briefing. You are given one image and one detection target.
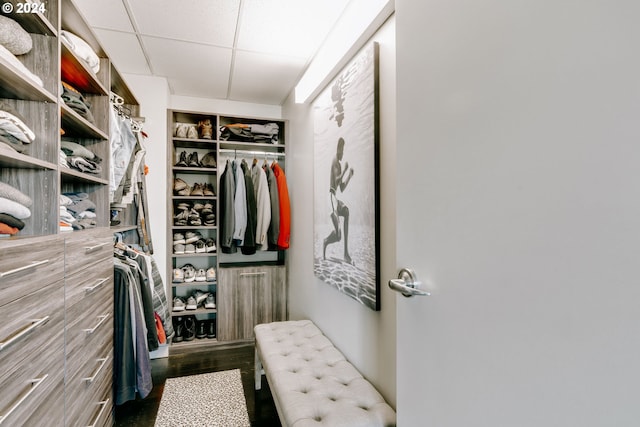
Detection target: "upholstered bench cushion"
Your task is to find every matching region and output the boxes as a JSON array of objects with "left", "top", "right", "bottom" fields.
[{"left": 255, "top": 320, "right": 396, "bottom": 427}]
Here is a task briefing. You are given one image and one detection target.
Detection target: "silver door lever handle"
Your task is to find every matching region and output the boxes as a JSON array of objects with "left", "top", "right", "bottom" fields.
[{"left": 388, "top": 268, "right": 431, "bottom": 297}]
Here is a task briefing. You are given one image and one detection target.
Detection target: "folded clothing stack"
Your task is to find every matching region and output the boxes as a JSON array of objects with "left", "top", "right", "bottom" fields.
[
  {"left": 219, "top": 122, "right": 280, "bottom": 143},
  {"left": 60, "top": 30, "right": 100, "bottom": 74},
  {"left": 61, "top": 139, "right": 102, "bottom": 174},
  {"left": 60, "top": 192, "right": 97, "bottom": 231},
  {"left": 0, "top": 15, "right": 42, "bottom": 87},
  {"left": 0, "top": 181, "right": 32, "bottom": 236},
  {"left": 0, "top": 102, "right": 35, "bottom": 153},
  {"left": 61, "top": 82, "right": 95, "bottom": 123}
]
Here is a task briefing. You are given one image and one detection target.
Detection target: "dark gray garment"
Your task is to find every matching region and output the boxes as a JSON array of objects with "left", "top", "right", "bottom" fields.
[
  {"left": 220, "top": 160, "right": 237, "bottom": 253},
  {"left": 241, "top": 160, "right": 257, "bottom": 255}
]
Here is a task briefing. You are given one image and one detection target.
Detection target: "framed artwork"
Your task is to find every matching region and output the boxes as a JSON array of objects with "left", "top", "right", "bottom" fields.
[{"left": 313, "top": 42, "right": 380, "bottom": 311}]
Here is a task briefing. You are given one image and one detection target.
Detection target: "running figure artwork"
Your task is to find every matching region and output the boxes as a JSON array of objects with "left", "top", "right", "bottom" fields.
[{"left": 313, "top": 42, "right": 380, "bottom": 311}]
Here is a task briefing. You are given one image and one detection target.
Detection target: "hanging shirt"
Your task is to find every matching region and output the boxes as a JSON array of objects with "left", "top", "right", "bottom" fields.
[
  {"left": 252, "top": 162, "right": 271, "bottom": 251},
  {"left": 241, "top": 160, "right": 257, "bottom": 255},
  {"left": 220, "top": 160, "right": 236, "bottom": 253},
  {"left": 264, "top": 163, "right": 280, "bottom": 250},
  {"left": 233, "top": 160, "right": 247, "bottom": 245}
]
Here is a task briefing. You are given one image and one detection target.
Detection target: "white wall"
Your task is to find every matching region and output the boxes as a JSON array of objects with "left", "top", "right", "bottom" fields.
[
  {"left": 395, "top": 0, "right": 640, "bottom": 424},
  {"left": 122, "top": 74, "right": 170, "bottom": 281},
  {"left": 283, "top": 16, "right": 397, "bottom": 406}
]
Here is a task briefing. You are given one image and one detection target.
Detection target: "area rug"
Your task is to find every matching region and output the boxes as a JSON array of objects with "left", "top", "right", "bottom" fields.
[{"left": 154, "top": 369, "right": 250, "bottom": 427}]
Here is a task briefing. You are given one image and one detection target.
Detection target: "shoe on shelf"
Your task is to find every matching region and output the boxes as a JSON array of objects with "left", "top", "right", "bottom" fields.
[
  {"left": 195, "top": 268, "right": 206, "bottom": 281},
  {"left": 188, "top": 209, "right": 202, "bottom": 226},
  {"left": 173, "top": 243, "right": 185, "bottom": 254},
  {"left": 182, "top": 264, "right": 196, "bottom": 282},
  {"left": 192, "top": 201, "right": 205, "bottom": 212},
  {"left": 203, "top": 183, "right": 216, "bottom": 196},
  {"left": 187, "top": 151, "right": 201, "bottom": 167},
  {"left": 193, "top": 289, "right": 208, "bottom": 306},
  {"left": 206, "top": 267, "right": 216, "bottom": 282},
  {"left": 206, "top": 319, "right": 216, "bottom": 339},
  {"left": 176, "top": 202, "right": 191, "bottom": 211},
  {"left": 185, "top": 295, "right": 198, "bottom": 310},
  {"left": 183, "top": 316, "right": 196, "bottom": 341},
  {"left": 173, "top": 317, "right": 184, "bottom": 342},
  {"left": 173, "top": 232, "right": 185, "bottom": 245},
  {"left": 204, "top": 293, "right": 216, "bottom": 309},
  {"left": 172, "top": 297, "right": 186, "bottom": 312},
  {"left": 173, "top": 210, "right": 189, "bottom": 226},
  {"left": 184, "top": 243, "right": 196, "bottom": 254},
  {"left": 198, "top": 119, "right": 213, "bottom": 139},
  {"left": 195, "top": 240, "right": 206, "bottom": 254},
  {"left": 175, "top": 123, "right": 188, "bottom": 138},
  {"left": 190, "top": 183, "right": 204, "bottom": 197},
  {"left": 203, "top": 214, "right": 216, "bottom": 226},
  {"left": 172, "top": 268, "right": 184, "bottom": 283},
  {"left": 173, "top": 177, "right": 188, "bottom": 191},
  {"left": 196, "top": 320, "right": 207, "bottom": 339},
  {"left": 205, "top": 239, "right": 217, "bottom": 253},
  {"left": 174, "top": 151, "right": 188, "bottom": 167},
  {"left": 186, "top": 125, "right": 198, "bottom": 140},
  {"left": 201, "top": 202, "right": 214, "bottom": 215},
  {"left": 201, "top": 152, "right": 217, "bottom": 168},
  {"left": 184, "top": 231, "right": 202, "bottom": 244}
]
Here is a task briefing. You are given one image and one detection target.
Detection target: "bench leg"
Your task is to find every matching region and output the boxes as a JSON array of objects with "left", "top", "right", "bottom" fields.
[{"left": 255, "top": 347, "right": 263, "bottom": 390}]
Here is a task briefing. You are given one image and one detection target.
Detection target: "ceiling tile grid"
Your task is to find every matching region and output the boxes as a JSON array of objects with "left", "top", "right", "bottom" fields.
[{"left": 74, "top": 0, "right": 354, "bottom": 104}]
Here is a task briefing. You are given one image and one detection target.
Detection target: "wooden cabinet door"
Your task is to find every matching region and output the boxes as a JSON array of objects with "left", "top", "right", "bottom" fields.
[{"left": 218, "top": 265, "right": 287, "bottom": 341}]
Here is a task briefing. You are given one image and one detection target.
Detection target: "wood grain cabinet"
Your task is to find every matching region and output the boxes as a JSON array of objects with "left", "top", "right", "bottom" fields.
[
  {"left": 0, "top": 236, "right": 66, "bottom": 427},
  {"left": 64, "top": 229, "right": 114, "bottom": 427},
  {"left": 217, "top": 265, "right": 286, "bottom": 341}
]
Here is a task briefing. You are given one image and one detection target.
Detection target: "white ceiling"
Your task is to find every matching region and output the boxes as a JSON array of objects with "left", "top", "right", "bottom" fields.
[{"left": 73, "top": 0, "right": 352, "bottom": 105}]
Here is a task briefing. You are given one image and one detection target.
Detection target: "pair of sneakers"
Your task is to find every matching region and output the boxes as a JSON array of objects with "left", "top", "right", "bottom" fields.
[
  {"left": 175, "top": 151, "right": 201, "bottom": 167},
  {"left": 172, "top": 264, "right": 216, "bottom": 283},
  {"left": 174, "top": 123, "right": 198, "bottom": 139},
  {"left": 173, "top": 290, "right": 216, "bottom": 311}
]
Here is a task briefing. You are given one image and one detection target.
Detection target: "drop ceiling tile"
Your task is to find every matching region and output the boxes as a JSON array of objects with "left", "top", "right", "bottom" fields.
[
  {"left": 128, "top": 0, "right": 240, "bottom": 47},
  {"left": 142, "top": 36, "right": 232, "bottom": 99},
  {"left": 73, "top": 0, "right": 134, "bottom": 32},
  {"left": 237, "top": 0, "right": 349, "bottom": 58},
  {"left": 229, "top": 50, "right": 306, "bottom": 104},
  {"left": 94, "top": 29, "right": 151, "bottom": 74}
]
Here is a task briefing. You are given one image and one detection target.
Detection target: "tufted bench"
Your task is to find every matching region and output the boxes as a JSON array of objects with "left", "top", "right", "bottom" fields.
[{"left": 254, "top": 320, "right": 396, "bottom": 427}]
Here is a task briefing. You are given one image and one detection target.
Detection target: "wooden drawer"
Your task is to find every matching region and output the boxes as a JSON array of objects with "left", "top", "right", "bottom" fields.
[
  {"left": 0, "top": 279, "right": 65, "bottom": 427},
  {"left": 65, "top": 257, "right": 113, "bottom": 305},
  {"left": 0, "top": 235, "right": 64, "bottom": 306},
  {"left": 64, "top": 228, "right": 112, "bottom": 276},
  {"left": 65, "top": 346, "right": 113, "bottom": 427},
  {"left": 65, "top": 276, "right": 113, "bottom": 380}
]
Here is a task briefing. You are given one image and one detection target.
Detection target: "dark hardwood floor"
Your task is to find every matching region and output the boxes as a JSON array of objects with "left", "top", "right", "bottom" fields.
[{"left": 115, "top": 342, "right": 281, "bottom": 426}]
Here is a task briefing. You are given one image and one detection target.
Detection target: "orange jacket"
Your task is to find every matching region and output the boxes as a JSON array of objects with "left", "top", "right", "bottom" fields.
[{"left": 271, "top": 162, "right": 290, "bottom": 249}]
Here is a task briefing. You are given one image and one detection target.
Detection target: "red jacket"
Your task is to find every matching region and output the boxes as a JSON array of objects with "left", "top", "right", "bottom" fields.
[{"left": 271, "top": 162, "right": 290, "bottom": 249}]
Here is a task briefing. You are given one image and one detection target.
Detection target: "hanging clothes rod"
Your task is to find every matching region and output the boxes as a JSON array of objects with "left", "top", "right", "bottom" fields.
[{"left": 218, "top": 149, "right": 285, "bottom": 157}]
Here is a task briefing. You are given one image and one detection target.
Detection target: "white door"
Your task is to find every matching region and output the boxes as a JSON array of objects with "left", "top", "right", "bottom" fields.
[{"left": 394, "top": 1, "right": 640, "bottom": 426}]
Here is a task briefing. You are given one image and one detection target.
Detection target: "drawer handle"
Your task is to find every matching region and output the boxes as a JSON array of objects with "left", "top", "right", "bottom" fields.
[
  {"left": 0, "top": 259, "right": 50, "bottom": 278},
  {"left": 0, "top": 374, "right": 48, "bottom": 425},
  {"left": 83, "top": 357, "right": 109, "bottom": 384},
  {"left": 86, "top": 399, "right": 110, "bottom": 427},
  {"left": 0, "top": 317, "right": 50, "bottom": 352},
  {"left": 239, "top": 272, "right": 267, "bottom": 277},
  {"left": 84, "top": 277, "right": 109, "bottom": 293},
  {"left": 83, "top": 314, "right": 110, "bottom": 335},
  {"left": 84, "top": 242, "right": 110, "bottom": 253}
]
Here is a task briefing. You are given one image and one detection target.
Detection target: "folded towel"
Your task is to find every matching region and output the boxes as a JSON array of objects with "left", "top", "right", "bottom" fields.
[
  {"left": 0, "top": 44, "right": 42, "bottom": 86},
  {"left": 61, "top": 139, "right": 100, "bottom": 162},
  {"left": 0, "top": 181, "right": 32, "bottom": 207},
  {"left": 0, "top": 213, "right": 25, "bottom": 230},
  {"left": 0, "top": 103, "right": 35, "bottom": 143},
  {"left": 60, "top": 30, "right": 100, "bottom": 73},
  {"left": 0, "top": 15, "right": 32, "bottom": 55},
  {"left": 0, "top": 222, "right": 18, "bottom": 235},
  {"left": 0, "top": 196, "right": 30, "bottom": 219}
]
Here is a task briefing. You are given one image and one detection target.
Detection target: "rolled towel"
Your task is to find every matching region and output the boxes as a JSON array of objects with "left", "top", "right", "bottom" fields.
[
  {"left": 0, "top": 196, "right": 30, "bottom": 219},
  {"left": 0, "top": 181, "right": 32, "bottom": 207}
]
